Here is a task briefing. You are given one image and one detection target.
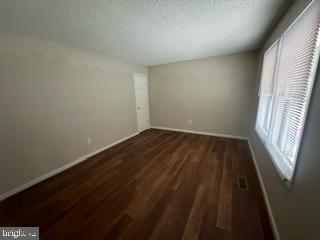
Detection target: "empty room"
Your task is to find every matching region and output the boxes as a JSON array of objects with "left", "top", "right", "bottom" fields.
[{"left": 0, "top": 0, "right": 320, "bottom": 239}]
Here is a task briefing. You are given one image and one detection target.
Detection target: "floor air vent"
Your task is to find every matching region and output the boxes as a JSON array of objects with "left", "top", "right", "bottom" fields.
[{"left": 237, "top": 176, "right": 248, "bottom": 191}]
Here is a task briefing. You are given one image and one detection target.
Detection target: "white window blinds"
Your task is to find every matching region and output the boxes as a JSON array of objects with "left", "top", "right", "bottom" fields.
[{"left": 256, "top": 1, "right": 320, "bottom": 182}]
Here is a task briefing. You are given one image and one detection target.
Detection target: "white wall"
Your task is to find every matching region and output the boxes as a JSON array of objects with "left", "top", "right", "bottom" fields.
[
  {"left": 148, "top": 52, "right": 258, "bottom": 137},
  {"left": 0, "top": 31, "right": 147, "bottom": 195}
]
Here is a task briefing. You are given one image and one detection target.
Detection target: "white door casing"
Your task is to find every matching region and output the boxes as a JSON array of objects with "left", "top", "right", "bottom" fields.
[{"left": 134, "top": 73, "right": 150, "bottom": 132}]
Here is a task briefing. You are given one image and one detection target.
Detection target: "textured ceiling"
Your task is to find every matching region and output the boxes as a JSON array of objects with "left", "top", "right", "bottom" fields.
[{"left": 0, "top": 0, "right": 291, "bottom": 65}]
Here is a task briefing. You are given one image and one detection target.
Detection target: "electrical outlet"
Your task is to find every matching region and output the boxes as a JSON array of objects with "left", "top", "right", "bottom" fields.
[
  {"left": 188, "top": 120, "right": 192, "bottom": 125},
  {"left": 87, "top": 138, "right": 92, "bottom": 144}
]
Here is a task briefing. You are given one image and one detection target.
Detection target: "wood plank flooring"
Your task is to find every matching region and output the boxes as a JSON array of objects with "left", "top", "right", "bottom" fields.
[{"left": 0, "top": 129, "right": 274, "bottom": 240}]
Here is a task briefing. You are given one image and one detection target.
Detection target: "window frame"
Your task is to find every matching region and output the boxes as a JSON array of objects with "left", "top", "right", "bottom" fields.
[{"left": 255, "top": 0, "right": 320, "bottom": 187}]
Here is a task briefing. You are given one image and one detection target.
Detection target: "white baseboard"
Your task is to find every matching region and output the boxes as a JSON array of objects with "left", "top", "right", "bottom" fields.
[
  {"left": 247, "top": 139, "right": 280, "bottom": 240},
  {"left": 151, "top": 126, "right": 248, "bottom": 140},
  {"left": 0, "top": 132, "right": 139, "bottom": 202}
]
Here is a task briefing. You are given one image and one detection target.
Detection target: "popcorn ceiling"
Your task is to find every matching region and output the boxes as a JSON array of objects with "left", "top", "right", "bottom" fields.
[{"left": 0, "top": 0, "right": 290, "bottom": 65}]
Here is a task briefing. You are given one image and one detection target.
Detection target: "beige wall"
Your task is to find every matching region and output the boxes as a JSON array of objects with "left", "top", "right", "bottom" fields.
[
  {"left": 0, "top": 31, "right": 147, "bottom": 195},
  {"left": 148, "top": 52, "right": 258, "bottom": 137},
  {"left": 248, "top": 1, "right": 320, "bottom": 239}
]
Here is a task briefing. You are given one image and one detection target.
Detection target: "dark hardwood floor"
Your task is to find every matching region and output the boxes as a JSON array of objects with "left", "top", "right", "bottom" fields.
[{"left": 0, "top": 129, "right": 274, "bottom": 240}]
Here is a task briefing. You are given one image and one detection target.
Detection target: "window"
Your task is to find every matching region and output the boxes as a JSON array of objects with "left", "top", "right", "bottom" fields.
[{"left": 256, "top": 1, "right": 320, "bottom": 183}]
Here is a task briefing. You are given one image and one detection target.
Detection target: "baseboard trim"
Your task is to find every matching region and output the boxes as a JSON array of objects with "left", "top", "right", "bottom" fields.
[
  {"left": 247, "top": 139, "right": 281, "bottom": 240},
  {"left": 0, "top": 132, "right": 139, "bottom": 202},
  {"left": 151, "top": 126, "right": 248, "bottom": 140}
]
